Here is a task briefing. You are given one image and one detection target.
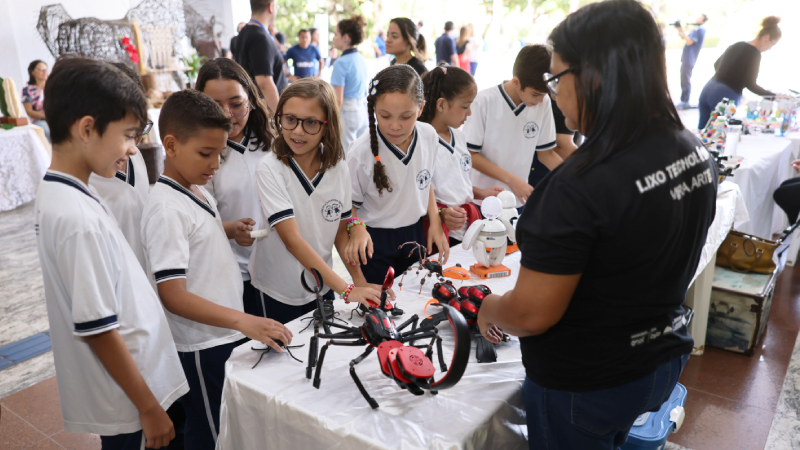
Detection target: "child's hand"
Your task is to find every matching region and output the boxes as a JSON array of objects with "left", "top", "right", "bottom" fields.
[
  {"left": 441, "top": 206, "right": 467, "bottom": 231},
  {"left": 139, "top": 404, "right": 175, "bottom": 449},
  {"left": 486, "top": 185, "right": 505, "bottom": 197},
  {"left": 233, "top": 218, "right": 256, "bottom": 247},
  {"left": 361, "top": 283, "right": 396, "bottom": 301},
  {"left": 427, "top": 227, "right": 450, "bottom": 265},
  {"left": 792, "top": 160, "right": 800, "bottom": 172},
  {"left": 507, "top": 176, "right": 533, "bottom": 205},
  {"left": 347, "top": 286, "right": 382, "bottom": 308},
  {"left": 344, "top": 225, "right": 373, "bottom": 265},
  {"left": 238, "top": 315, "right": 294, "bottom": 352}
]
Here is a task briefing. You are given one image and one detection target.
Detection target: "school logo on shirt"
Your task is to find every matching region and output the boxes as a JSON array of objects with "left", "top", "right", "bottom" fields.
[
  {"left": 416, "top": 169, "right": 432, "bottom": 190},
  {"left": 321, "top": 199, "right": 344, "bottom": 222},
  {"left": 523, "top": 121, "right": 539, "bottom": 139},
  {"left": 460, "top": 154, "right": 471, "bottom": 172}
]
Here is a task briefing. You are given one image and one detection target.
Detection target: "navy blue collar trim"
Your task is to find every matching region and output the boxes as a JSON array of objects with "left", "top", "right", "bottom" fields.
[
  {"left": 115, "top": 171, "right": 127, "bottom": 182},
  {"left": 498, "top": 84, "right": 526, "bottom": 116},
  {"left": 43, "top": 172, "right": 102, "bottom": 207},
  {"left": 227, "top": 128, "right": 251, "bottom": 154},
  {"left": 377, "top": 127, "right": 417, "bottom": 165},
  {"left": 342, "top": 48, "right": 358, "bottom": 56},
  {"left": 157, "top": 176, "right": 215, "bottom": 217},
  {"left": 288, "top": 157, "right": 324, "bottom": 196},
  {"left": 438, "top": 128, "right": 455, "bottom": 154},
  {"left": 114, "top": 159, "right": 136, "bottom": 186}
]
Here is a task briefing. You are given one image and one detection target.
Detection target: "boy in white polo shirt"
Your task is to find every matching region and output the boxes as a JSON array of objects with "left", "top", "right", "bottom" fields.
[
  {"left": 88, "top": 62, "right": 152, "bottom": 272},
  {"left": 464, "top": 44, "right": 560, "bottom": 208},
  {"left": 35, "top": 57, "right": 188, "bottom": 449},
  {"left": 141, "top": 90, "right": 292, "bottom": 450}
]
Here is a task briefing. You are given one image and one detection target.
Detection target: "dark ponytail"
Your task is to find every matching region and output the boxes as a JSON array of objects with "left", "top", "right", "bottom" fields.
[
  {"left": 390, "top": 18, "right": 427, "bottom": 62},
  {"left": 419, "top": 63, "right": 476, "bottom": 124},
  {"left": 367, "top": 64, "right": 425, "bottom": 195}
]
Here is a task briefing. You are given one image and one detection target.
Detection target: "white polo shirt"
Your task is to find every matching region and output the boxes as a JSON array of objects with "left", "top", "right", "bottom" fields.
[
  {"left": 463, "top": 83, "right": 557, "bottom": 207},
  {"left": 141, "top": 175, "right": 245, "bottom": 352},
  {"left": 433, "top": 127, "right": 473, "bottom": 207},
  {"left": 204, "top": 130, "right": 266, "bottom": 281},
  {"left": 35, "top": 170, "right": 188, "bottom": 435},
  {"left": 249, "top": 150, "right": 352, "bottom": 305},
  {"left": 348, "top": 121, "right": 438, "bottom": 229},
  {"left": 88, "top": 150, "right": 150, "bottom": 271}
]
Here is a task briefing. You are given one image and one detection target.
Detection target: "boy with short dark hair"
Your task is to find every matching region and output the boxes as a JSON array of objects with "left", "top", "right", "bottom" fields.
[
  {"left": 285, "top": 28, "right": 325, "bottom": 79},
  {"left": 35, "top": 56, "right": 188, "bottom": 450},
  {"left": 141, "top": 89, "right": 293, "bottom": 450},
  {"left": 464, "top": 44, "right": 561, "bottom": 209}
]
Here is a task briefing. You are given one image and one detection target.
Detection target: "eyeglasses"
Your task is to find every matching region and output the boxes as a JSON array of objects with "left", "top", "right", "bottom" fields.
[
  {"left": 135, "top": 120, "right": 154, "bottom": 145},
  {"left": 276, "top": 113, "right": 328, "bottom": 135},
  {"left": 223, "top": 101, "right": 251, "bottom": 119},
  {"left": 542, "top": 66, "right": 579, "bottom": 95}
]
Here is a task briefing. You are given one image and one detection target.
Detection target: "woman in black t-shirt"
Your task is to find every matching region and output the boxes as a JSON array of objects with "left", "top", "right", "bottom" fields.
[
  {"left": 697, "top": 16, "right": 781, "bottom": 129},
  {"left": 476, "top": 1, "right": 717, "bottom": 449},
  {"left": 386, "top": 17, "right": 428, "bottom": 76}
]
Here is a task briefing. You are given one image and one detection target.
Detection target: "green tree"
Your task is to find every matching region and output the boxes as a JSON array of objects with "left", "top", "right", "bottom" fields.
[{"left": 274, "top": 0, "right": 320, "bottom": 47}]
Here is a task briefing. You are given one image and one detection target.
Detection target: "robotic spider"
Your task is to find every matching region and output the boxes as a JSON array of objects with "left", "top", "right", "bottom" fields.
[
  {"left": 422, "top": 281, "right": 510, "bottom": 363},
  {"left": 396, "top": 241, "right": 446, "bottom": 293},
  {"left": 303, "top": 267, "right": 471, "bottom": 409}
]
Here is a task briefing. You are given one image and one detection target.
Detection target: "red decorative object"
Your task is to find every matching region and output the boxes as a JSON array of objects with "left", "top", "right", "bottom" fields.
[{"left": 120, "top": 36, "right": 139, "bottom": 64}]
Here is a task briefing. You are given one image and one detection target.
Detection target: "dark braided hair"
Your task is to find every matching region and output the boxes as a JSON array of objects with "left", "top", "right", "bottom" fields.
[
  {"left": 419, "top": 63, "right": 476, "bottom": 124},
  {"left": 367, "top": 64, "right": 425, "bottom": 195}
]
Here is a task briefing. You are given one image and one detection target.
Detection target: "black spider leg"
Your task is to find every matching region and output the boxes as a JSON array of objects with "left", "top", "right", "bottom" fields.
[
  {"left": 395, "top": 314, "right": 419, "bottom": 332},
  {"left": 250, "top": 344, "right": 305, "bottom": 369},
  {"left": 349, "top": 304, "right": 365, "bottom": 320},
  {"left": 349, "top": 346, "right": 379, "bottom": 409},
  {"left": 299, "top": 317, "right": 315, "bottom": 333},
  {"left": 312, "top": 338, "right": 367, "bottom": 388},
  {"left": 251, "top": 348, "right": 271, "bottom": 369},
  {"left": 307, "top": 335, "right": 318, "bottom": 378},
  {"left": 283, "top": 344, "right": 305, "bottom": 364}
]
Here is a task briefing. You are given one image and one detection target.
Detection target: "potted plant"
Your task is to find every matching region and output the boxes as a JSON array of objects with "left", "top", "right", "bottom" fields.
[{"left": 181, "top": 51, "right": 207, "bottom": 88}]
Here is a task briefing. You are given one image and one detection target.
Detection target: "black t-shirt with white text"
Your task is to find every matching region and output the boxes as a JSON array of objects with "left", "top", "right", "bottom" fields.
[
  {"left": 516, "top": 122, "right": 717, "bottom": 391},
  {"left": 233, "top": 24, "right": 288, "bottom": 94}
]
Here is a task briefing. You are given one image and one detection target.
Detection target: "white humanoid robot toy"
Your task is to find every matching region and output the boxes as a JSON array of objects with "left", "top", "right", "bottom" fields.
[{"left": 462, "top": 196, "right": 516, "bottom": 278}]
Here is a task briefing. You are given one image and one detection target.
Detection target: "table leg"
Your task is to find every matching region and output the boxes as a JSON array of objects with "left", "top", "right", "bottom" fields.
[
  {"left": 685, "top": 261, "right": 715, "bottom": 356},
  {"left": 787, "top": 228, "right": 800, "bottom": 267}
]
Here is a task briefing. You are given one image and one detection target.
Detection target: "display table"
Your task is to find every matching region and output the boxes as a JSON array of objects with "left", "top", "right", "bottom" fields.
[
  {"left": 0, "top": 126, "right": 50, "bottom": 211},
  {"left": 728, "top": 135, "right": 792, "bottom": 238},
  {"left": 217, "top": 248, "right": 528, "bottom": 450},
  {"left": 685, "top": 182, "right": 749, "bottom": 355}
]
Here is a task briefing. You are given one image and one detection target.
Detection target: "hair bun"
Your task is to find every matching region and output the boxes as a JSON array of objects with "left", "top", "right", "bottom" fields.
[
  {"left": 762, "top": 16, "right": 780, "bottom": 28},
  {"left": 351, "top": 14, "right": 367, "bottom": 29}
]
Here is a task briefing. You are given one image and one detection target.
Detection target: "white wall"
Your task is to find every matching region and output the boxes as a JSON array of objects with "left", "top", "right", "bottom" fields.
[{"left": 0, "top": 0, "right": 233, "bottom": 86}]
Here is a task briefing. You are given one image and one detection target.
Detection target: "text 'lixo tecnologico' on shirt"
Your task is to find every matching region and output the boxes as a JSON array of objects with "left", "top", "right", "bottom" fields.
[{"left": 634, "top": 146, "right": 713, "bottom": 200}]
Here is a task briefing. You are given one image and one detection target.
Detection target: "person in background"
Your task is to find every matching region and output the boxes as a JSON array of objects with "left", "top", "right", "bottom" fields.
[
  {"left": 386, "top": 17, "right": 428, "bottom": 76},
  {"left": 233, "top": 0, "right": 287, "bottom": 112},
  {"left": 374, "top": 30, "right": 386, "bottom": 57},
  {"left": 528, "top": 92, "right": 578, "bottom": 188},
  {"left": 466, "top": 23, "right": 482, "bottom": 76},
  {"left": 230, "top": 22, "right": 247, "bottom": 56},
  {"left": 697, "top": 16, "right": 781, "bottom": 129},
  {"left": 285, "top": 29, "right": 324, "bottom": 80},
  {"left": 675, "top": 14, "right": 708, "bottom": 110},
  {"left": 268, "top": 23, "right": 286, "bottom": 52},
  {"left": 456, "top": 26, "right": 471, "bottom": 71},
  {"left": 434, "top": 21, "right": 459, "bottom": 66},
  {"left": 22, "top": 60, "right": 50, "bottom": 141},
  {"left": 310, "top": 27, "right": 321, "bottom": 75},
  {"left": 221, "top": 48, "right": 233, "bottom": 59},
  {"left": 476, "top": 2, "right": 716, "bottom": 448},
  {"left": 330, "top": 15, "right": 369, "bottom": 154}
]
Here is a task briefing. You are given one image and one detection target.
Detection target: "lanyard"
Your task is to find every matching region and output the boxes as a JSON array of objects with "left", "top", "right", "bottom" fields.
[{"left": 249, "top": 19, "right": 274, "bottom": 41}]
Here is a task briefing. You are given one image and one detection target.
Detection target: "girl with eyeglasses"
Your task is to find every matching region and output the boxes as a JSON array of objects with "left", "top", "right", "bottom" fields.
[
  {"left": 196, "top": 58, "right": 277, "bottom": 317},
  {"left": 249, "top": 78, "right": 385, "bottom": 324},
  {"left": 476, "top": 1, "right": 717, "bottom": 448}
]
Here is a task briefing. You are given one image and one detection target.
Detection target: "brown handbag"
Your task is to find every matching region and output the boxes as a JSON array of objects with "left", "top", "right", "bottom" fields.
[{"left": 715, "top": 230, "right": 778, "bottom": 274}]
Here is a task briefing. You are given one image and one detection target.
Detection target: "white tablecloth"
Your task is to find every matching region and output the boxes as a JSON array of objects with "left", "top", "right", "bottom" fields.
[
  {"left": 217, "top": 248, "right": 527, "bottom": 450},
  {"left": 0, "top": 126, "right": 50, "bottom": 211},
  {"left": 728, "top": 135, "right": 793, "bottom": 238}
]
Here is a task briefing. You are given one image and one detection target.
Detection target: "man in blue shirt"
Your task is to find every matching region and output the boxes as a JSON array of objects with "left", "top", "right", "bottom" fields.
[
  {"left": 285, "top": 29, "right": 325, "bottom": 79},
  {"left": 374, "top": 30, "right": 386, "bottom": 57},
  {"left": 676, "top": 14, "right": 708, "bottom": 109},
  {"left": 435, "top": 21, "right": 459, "bottom": 66}
]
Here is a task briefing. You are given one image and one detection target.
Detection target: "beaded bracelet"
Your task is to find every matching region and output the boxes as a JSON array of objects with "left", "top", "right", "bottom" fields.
[
  {"left": 340, "top": 284, "right": 355, "bottom": 303},
  {"left": 347, "top": 218, "right": 365, "bottom": 232}
]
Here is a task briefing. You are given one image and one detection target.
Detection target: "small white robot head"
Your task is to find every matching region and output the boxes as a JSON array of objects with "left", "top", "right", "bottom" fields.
[
  {"left": 497, "top": 191, "right": 516, "bottom": 209},
  {"left": 481, "top": 196, "right": 503, "bottom": 219}
]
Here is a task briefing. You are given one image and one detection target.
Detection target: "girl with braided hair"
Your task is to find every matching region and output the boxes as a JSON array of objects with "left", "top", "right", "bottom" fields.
[
  {"left": 420, "top": 64, "right": 504, "bottom": 245},
  {"left": 344, "top": 64, "right": 449, "bottom": 285}
]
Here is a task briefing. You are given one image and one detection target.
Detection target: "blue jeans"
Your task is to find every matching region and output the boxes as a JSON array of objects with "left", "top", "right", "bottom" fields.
[
  {"left": 698, "top": 79, "right": 740, "bottom": 130},
  {"left": 679, "top": 63, "right": 693, "bottom": 104},
  {"left": 524, "top": 353, "right": 689, "bottom": 450},
  {"left": 470, "top": 62, "right": 478, "bottom": 76}
]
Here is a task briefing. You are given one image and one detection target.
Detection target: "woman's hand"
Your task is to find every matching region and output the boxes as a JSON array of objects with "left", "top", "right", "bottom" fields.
[
  {"left": 427, "top": 226, "right": 450, "bottom": 265},
  {"left": 344, "top": 225, "right": 373, "bottom": 265},
  {"left": 477, "top": 307, "right": 503, "bottom": 344},
  {"left": 440, "top": 206, "right": 467, "bottom": 230}
]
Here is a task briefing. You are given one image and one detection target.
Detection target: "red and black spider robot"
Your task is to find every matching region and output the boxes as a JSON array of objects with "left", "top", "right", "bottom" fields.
[
  {"left": 422, "top": 281, "right": 511, "bottom": 363},
  {"left": 301, "top": 267, "right": 471, "bottom": 409}
]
